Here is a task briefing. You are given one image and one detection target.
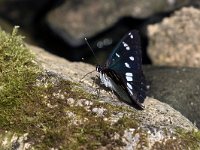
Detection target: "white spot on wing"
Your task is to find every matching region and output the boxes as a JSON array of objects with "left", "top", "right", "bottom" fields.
[
  {"left": 127, "top": 88, "right": 133, "bottom": 95},
  {"left": 123, "top": 42, "right": 128, "bottom": 47},
  {"left": 125, "top": 62, "right": 130, "bottom": 68},
  {"left": 122, "top": 42, "right": 130, "bottom": 50},
  {"left": 126, "top": 76, "right": 133, "bottom": 81},
  {"left": 128, "top": 32, "right": 133, "bottom": 38},
  {"left": 127, "top": 83, "right": 132, "bottom": 89},
  {"left": 125, "top": 72, "right": 133, "bottom": 76},
  {"left": 115, "top": 53, "right": 120, "bottom": 57},
  {"left": 129, "top": 56, "right": 134, "bottom": 61}
]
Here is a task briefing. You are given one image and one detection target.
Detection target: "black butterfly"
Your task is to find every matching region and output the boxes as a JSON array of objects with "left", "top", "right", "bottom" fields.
[{"left": 96, "top": 30, "right": 147, "bottom": 109}]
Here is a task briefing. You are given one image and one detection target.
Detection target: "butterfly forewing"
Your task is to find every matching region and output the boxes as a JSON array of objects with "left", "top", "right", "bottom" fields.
[{"left": 106, "top": 30, "right": 142, "bottom": 70}]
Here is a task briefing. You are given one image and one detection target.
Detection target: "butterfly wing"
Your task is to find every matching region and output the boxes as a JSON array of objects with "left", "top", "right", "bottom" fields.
[
  {"left": 106, "top": 30, "right": 147, "bottom": 108},
  {"left": 106, "top": 30, "right": 142, "bottom": 70}
]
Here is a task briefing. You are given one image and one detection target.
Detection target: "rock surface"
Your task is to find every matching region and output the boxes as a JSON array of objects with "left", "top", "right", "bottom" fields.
[
  {"left": 47, "top": 0, "right": 192, "bottom": 45},
  {"left": 0, "top": 38, "right": 199, "bottom": 149},
  {"left": 30, "top": 45, "right": 199, "bottom": 147},
  {"left": 148, "top": 7, "right": 200, "bottom": 67},
  {"left": 145, "top": 66, "right": 200, "bottom": 128},
  {"left": 32, "top": 45, "right": 200, "bottom": 130},
  {"left": 31, "top": 44, "right": 199, "bottom": 130}
]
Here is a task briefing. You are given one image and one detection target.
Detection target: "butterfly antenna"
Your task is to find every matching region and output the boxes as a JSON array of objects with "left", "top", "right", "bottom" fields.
[
  {"left": 79, "top": 38, "right": 99, "bottom": 82},
  {"left": 84, "top": 38, "right": 100, "bottom": 64}
]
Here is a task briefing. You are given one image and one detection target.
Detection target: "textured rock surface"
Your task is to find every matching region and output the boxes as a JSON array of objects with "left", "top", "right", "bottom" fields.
[
  {"left": 0, "top": 40, "right": 199, "bottom": 149},
  {"left": 31, "top": 44, "right": 197, "bottom": 127},
  {"left": 29, "top": 45, "right": 200, "bottom": 149},
  {"left": 33, "top": 44, "right": 200, "bottom": 128},
  {"left": 47, "top": 0, "right": 191, "bottom": 45},
  {"left": 148, "top": 7, "right": 200, "bottom": 67},
  {"left": 30, "top": 45, "right": 199, "bottom": 130},
  {"left": 144, "top": 66, "right": 200, "bottom": 128}
]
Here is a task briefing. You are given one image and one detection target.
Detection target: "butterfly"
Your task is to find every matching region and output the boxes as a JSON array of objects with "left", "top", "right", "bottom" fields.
[{"left": 96, "top": 30, "right": 147, "bottom": 109}]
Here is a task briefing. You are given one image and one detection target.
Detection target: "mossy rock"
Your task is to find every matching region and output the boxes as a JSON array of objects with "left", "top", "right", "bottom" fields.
[{"left": 0, "top": 27, "right": 200, "bottom": 149}]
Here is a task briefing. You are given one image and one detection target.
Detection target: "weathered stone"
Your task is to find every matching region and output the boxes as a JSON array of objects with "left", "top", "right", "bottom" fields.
[
  {"left": 31, "top": 45, "right": 200, "bottom": 130},
  {"left": 144, "top": 65, "right": 200, "bottom": 128},
  {"left": 47, "top": 0, "right": 192, "bottom": 45},
  {"left": 148, "top": 7, "right": 200, "bottom": 67},
  {"left": 28, "top": 45, "right": 200, "bottom": 149},
  {"left": 30, "top": 45, "right": 199, "bottom": 129}
]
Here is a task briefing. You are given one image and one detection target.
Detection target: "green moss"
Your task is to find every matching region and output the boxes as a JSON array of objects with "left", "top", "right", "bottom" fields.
[
  {"left": 151, "top": 129, "right": 200, "bottom": 150},
  {"left": 17, "top": 75, "right": 137, "bottom": 149},
  {"left": 0, "top": 27, "right": 138, "bottom": 149},
  {"left": 176, "top": 129, "right": 200, "bottom": 149},
  {"left": 0, "top": 26, "right": 40, "bottom": 126}
]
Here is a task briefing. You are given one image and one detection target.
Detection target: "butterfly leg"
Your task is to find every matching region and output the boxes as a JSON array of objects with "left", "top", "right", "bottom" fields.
[
  {"left": 106, "top": 89, "right": 115, "bottom": 100},
  {"left": 92, "top": 75, "right": 102, "bottom": 98},
  {"left": 95, "top": 87, "right": 101, "bottom": 99}
]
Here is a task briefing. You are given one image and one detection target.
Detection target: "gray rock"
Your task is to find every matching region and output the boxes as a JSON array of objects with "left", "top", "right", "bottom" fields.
[
  {"left": 31, "top": 45, "right": 200, "bottom": 130},
  {"left": 27, "top": 44, "right": 199, "bottom": 149},
  {"left": 46, "top": 0, "right": 191, "bottom": 46},
  {"left": 31, "top": 45, "right": 199, "bottom": 130},
  {"left": 144, "top": 65, "right": 200, "bottom": 128},
  {"left": 148, "top": 7, "right": 200, "bottom": 67}
]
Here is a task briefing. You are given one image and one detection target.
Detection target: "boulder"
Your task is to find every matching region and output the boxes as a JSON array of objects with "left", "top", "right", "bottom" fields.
[
  {"left": 148, "top": 7, "right": 200, "bottom": 67},
  {"left": 145, "top": 65, "right": 200, "bottom": 128},
  {"left": 47, "top": 0, "right": 192, "bottom": 45},
  {"left": 28, "top": 45, "right": 200, "bottom": 149}
]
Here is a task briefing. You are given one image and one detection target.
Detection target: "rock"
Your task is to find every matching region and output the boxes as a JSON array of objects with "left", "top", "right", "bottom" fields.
[
  {"left": 0, "top": 132, "right": 31, "bottom": 150},
  {"left": 32, "top": 44, "right": 200, "bottom": 128},
  {"left": 148, "top": 7, "right": 200, "bottom": 67},
  {"left": 28, "top": 44, "right": 199, "bottom": 149},
  {"left": 144, "top": 65, "right": 200, "bottom": 128},
  {"left": 47, "top": 0, "right": 192, "bottom": 46}
]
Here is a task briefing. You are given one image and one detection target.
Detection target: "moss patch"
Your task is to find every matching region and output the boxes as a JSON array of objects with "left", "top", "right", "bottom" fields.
[
  {"left": 0, "top": 71, "right": 139, "bottom": 149},
  {"left": 26, "top": 74, "right": 140, "bottom": 149},
  {"left": 0, "top": 27, "right": 139, "bottom": 149},
  {"left": 177, "top": 129, "right": 200, "bottom": 149},
  {"left": 151, "top": 129, "right": 200, "bottom": 150},
  {"left": 0, "top": 26, "right": 40, "bottom": 126}
]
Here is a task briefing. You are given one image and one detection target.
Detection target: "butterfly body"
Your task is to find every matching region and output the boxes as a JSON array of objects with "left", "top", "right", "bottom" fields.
[{"left": 96, "top": 30, "right": 147, "bottom": 109}]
